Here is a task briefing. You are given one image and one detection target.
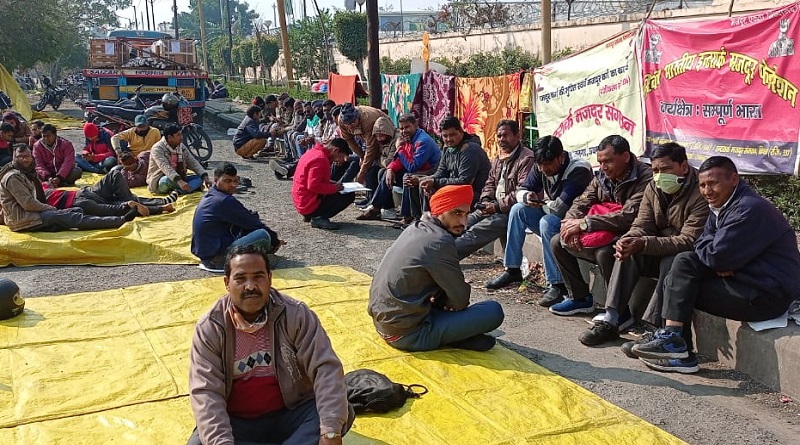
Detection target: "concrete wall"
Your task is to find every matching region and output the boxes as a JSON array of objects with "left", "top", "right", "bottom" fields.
[{"left": 356, "top": 0, "right": 793, "bottom": 74}]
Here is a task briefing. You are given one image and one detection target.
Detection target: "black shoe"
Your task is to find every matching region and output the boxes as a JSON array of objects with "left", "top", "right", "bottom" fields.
[
  {"left": 621, "top": 330, "right": 655, "bottom": 358},
  {"left": 538, "top": 284, "right": 566, "bottom": 307},
  {"left": 485, "top": 269, "right": 523, "bottom": 290},
  {"left": 239, "top": 177, "right": 253, "bottom": 187},
  {"left": 310, "top": 217, "right": 341, "bottom": 230},
  {"left": 446, "top": 334, "right": 497, "bottom": 351},
  {"left": 579, "top": 320, "right": 619, "bottom": 346}
]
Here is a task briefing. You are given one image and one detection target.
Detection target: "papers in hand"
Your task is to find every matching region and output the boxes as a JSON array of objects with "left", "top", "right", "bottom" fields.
[{"left": 339, "top": 182, "right": 371, "bottom": 194}]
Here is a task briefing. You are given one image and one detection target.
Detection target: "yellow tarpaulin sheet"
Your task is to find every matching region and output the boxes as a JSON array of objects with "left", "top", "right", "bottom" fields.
[
  {"left": 0, "top": 266, "right": 686, "bottom": 444},
  {"left": 0, "top": 174, "right": 198, "bottom": 266},
  {"left": 0, "top": 63, "right": 31, "bottom": 121},
  {"left": 31, "top": 110, "right": 84, "bottom": 131}
]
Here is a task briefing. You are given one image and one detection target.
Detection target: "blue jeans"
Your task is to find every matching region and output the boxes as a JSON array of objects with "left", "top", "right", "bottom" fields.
[
  {"left": 186, "top": 398, "right": 354, "bottom": 445},
  {"left": 504, "top": 203, "right": 563, "bottom": 285},
  {"left": 158, "top": 174, "right": 202, "bottom": 194},
  {"left": 230, "top": 228, "right": 273, "bottom": 253},
  {"left": 76, "top": 156, "right": 117, "bottom": 174},
  {"left": 389, "top": 301, "right": 504, "bottom": 352}
]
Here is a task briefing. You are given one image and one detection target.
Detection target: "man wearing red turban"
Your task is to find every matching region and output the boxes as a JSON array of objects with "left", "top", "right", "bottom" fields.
[{"left": 368, "top": 184, "right": 505, "bottom": 352}]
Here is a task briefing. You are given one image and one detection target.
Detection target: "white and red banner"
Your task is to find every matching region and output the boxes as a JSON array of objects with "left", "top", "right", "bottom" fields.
[
  {"left": 535, "top": 30, "right": 644, "bottom": 164},
  {"left": 642, "top": 3, "right": 800, "bottom": 174}
]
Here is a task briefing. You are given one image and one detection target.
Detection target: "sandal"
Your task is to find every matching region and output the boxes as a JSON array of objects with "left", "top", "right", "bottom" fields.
[{"left": 356, "top": 208, "right": 382, "bottom": 221}]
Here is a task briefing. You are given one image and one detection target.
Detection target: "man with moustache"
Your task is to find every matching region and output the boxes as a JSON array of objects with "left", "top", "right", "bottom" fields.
[
  {"left": 187, "top": 244, "right": 354, "bottom": 445},
  {"left": 368, "top": 185, "right": 505, "bottom": 352},
  {"left": 454, "top": 120, "right": 535, "bottom": 259},
  {"left": 111, "top": 114, "right": 162, "bottom": 157}
]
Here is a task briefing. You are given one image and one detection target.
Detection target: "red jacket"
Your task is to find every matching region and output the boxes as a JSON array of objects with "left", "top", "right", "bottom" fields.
[
  {"left": 82, "top": 127, "right": 116, "bottom": 162},
  {"left": 292, "top": 143, "right": 338, "bottom": 215},
  {"left": 33, "top": 136, "right": 77, "bottom": 181}
]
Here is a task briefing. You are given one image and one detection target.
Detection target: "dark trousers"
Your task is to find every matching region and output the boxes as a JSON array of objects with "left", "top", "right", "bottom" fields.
[
  {"left": 399, "top": 170, "right": 436, "bottom": 219},
  {"left": 605, "top": 254, "right": 675, "bottom": 327},
  {"left": 73, "top": 198, "right": 129, "bottom": 216},
  {"left": 330, "top": 155, "right": 360, "bottom": 183},
  {"left": 455, "top": 211, "right": 508, "bottom": 260},
  {"left": 186, "top": 399, "right": 355, "bottom": 445},
  {"left": 369, "top": 168, "right": 403, "bottom": 210},
  {"left": 662, "top": 251, "right": 792, "bottom": 351},
  {"left": 83, "top": 169, "right": 167, "bottom": 207},
  {"left": 24, "top": 209, "right": 125, "bottom": 232},
  {"left": 550, "top": 234, "right": 616, "bottom": 300},
  {"left": 307, "top": 192, "right": 355, "bottom": 219}
]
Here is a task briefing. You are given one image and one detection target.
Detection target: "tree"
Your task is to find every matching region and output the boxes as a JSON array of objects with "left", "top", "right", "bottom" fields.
[
  {"left": 0, "top": 0, "right": 131, "bottom": 69},
  {"left": 253, "top": 36, "right": 280, "bottom": 79},
  {"left": 288, "top": 11, "right": 334, "bottom": 80},
  {"left": 333, "top": 11, "right": 367, "bottom": 80}
]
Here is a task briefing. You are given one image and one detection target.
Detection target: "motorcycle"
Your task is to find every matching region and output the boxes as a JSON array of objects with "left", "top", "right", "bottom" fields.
[
  {"left": 80, "top": 84, "right": 153, "bottom": 131},
  {"left": 144, "top": 91, "right": 213, "bottom": 163},
  {"left": 32, "top": 77, "right": 67, "bottom": 111}
]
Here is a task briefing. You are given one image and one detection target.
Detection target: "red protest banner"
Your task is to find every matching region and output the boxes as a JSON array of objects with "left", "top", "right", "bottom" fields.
[{"left": 642, "top": 2, "right": 800, "bottom": 174}]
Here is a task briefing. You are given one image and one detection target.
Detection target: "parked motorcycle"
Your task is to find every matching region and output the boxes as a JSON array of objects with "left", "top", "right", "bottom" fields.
[
  {"left": 32, "top": 77, "right": 66, "bottom": 111},
  {"left": 0, "top": 90, "right": 12, "bottom": 111},
  {"left": 145, "top": 92, "right": 213, "bottom": 163},
  {"left": 80, "top": 84, "right": 153, "bottom": 130}
]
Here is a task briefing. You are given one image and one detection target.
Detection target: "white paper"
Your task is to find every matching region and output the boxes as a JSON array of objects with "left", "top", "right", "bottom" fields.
[
  {"left": 339, "top": 182, "right": 371, "bottom": 194},
  {"left": 171, "top": 41, "right": 181, "bottom": 53},
  {"left": 748, "top": 312, "right": 789, "bottom": 331},
  {"left": 104, "top": 42, "right": 115, "bottom": 55}
]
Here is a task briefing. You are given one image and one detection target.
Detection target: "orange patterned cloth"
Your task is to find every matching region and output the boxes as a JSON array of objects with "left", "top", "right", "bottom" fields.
[{"left": 455, "top": 72, "right": 522, "bottom": 158}]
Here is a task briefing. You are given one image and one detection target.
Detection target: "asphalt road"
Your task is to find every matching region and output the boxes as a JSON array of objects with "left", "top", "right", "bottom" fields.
[{"left": 5, "top": 102, "right": 800, "bottom": 444}]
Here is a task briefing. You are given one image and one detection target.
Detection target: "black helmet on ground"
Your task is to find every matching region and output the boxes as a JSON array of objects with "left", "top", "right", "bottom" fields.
[{"left": 0, "top": 278, "right": 23, "bottom": 320}]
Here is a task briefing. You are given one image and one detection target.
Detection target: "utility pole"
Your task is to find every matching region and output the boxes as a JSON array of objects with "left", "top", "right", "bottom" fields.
[
  {"left": 366, "top": 0, "right": 380, "bottom": 108},
  {"left": 173, "top": 0, "right": 179, "bottom": 39},
  {"left": 150, "top": 0, "right": 156, "bottom": 33},
  {"left": 226, "top": 0, "right": 234, "bottom": 76},
  {"left": 277, "top": 0, "right": 294, "bottom": 84},
  {"left": 542, "top": 0, "right": 552, "bottom": 64},
  {"left": 197, "top": 0, "right": 210, "bottom": 71},
  {"left": 145, "top": 0, "right": 151, "bottom": 30},
  {"left": 133, "top": 6, "right": 138, "bottom": 29},
  {"left": 141, "top": 12, "right": 146, "bottom": 30}
]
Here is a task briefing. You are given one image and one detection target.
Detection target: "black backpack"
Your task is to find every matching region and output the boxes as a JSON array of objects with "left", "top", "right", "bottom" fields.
[{"left": 344, "top": 369, "right": 428, "bottom": 414}]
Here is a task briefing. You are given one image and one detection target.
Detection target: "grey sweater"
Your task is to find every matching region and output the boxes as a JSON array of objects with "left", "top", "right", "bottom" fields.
[{"left": 368, "top": 214, "right": 471, "bottom": 337}]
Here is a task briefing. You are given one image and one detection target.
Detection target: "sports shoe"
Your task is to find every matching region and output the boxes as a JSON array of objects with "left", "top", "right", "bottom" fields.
[
  {"left": 621, "top": 330, "right": 655, "bottom": 358},
  {"left": 538, "top": 284, "right": 566, "bottom": 307},
  {"left": 270, "top": 159, "right": 288, "bottom": 177},
  {"left": 549, "top": 297, "right": 595, "bottom": 316},
  {"left": 310, "top": 217, "right": 341, "bottom": 230},
  {"left": 356, "top": 208, "right": 381, "bottom": 221},
  {"left": 486, "top": 269, "right": 523, "bottom": 290},
  {"left": 579, "top": 320, "right": 619, "bottom": 346},
  {"left": 381, "top": 208, "right": 399, "bottom": 220},
  {"left": 197, "top": 262, "right": 224, "bottom": 274},
  {"left": 592, "top": 309, "right": 635, "bottom": 332},
  {"left": 631, "top": 328, "right": 688, "bottom": 359},
  {"left": 640, "top": 353, "right": 699, "bottom": 374},
  {"left": 446, "top": 334, "right": 497, "bottom": 351}
]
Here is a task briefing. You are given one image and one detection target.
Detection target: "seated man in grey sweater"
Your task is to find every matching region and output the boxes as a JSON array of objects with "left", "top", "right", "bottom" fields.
[{"left": 368, "top": 184, "right": 505, "bottom": 352}]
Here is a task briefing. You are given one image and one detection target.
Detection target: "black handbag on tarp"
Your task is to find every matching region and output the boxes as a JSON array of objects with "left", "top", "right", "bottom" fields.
[{"left": 344, "top": 369, "right": 428, "bottom": 414}]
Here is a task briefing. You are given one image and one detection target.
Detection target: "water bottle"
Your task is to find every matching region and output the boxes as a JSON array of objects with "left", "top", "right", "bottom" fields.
[{"left": 520, "top": 256, "right": 530, "bottom": 278}]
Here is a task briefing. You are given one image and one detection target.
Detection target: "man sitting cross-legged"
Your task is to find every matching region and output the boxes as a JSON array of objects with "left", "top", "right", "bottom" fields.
[
  {"left": 455, "top": 119, "right": 535, "bottom": 259},
  {"left": 578, "top": 142, "right": 709, "bottom": 346},
  {"left": 147, "top": 124, "right": 212, "bottom": 195},
  {"left": 0, "top": 145, "right": 133, "bottom": 232},
  {"left": 192, "top": 163, "right": 283, "bottom": 273},
  {"left": 368, "top": 184, "right": 505, "bottom": 352},
  {"left": 630, "top": 156, "right": 800, "bottom": 374},
  {"left": 485, "top": 135, "right": 592, "bottom": 306},
  {"left": 187, "top": 244, "right": 354, "bottom": 445}
]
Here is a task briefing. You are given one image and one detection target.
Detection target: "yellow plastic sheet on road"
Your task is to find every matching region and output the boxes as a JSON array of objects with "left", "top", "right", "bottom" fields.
[
  {"left": 0, "top": 179, "right": 199, "bottom": 266},
  {"left": 0, "top": 266, "right": 686, "bottom": 444},
  {"left": 31, "top": 110, "right": 84, "bottom": 130}
]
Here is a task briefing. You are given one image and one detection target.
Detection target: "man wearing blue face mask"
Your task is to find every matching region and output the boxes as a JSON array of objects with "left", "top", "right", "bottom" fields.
[{"left": 579, "top": 142, "right": 709, "bottom": 349}]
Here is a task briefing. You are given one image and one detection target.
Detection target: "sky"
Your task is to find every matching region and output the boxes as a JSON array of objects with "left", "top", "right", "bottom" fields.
[{"left": 119, "top": 0, "right": 437, "bottom": 29}]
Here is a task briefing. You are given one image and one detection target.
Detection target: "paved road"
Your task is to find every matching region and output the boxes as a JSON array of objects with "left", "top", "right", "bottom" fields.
[{"left": 6, "top": 102, "right": 800, "bottom": 444}]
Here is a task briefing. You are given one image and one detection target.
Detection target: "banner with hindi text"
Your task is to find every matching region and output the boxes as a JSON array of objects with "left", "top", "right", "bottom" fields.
[
  {"left": 534, "top": 30, "right": 644, "bottom": 164},
  {"left": 641, "top": 3, "right": 800, "bottom": 175}
]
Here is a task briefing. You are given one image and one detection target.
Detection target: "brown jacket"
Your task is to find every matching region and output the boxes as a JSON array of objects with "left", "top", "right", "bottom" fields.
[
  {"left": 189, "top": 290, "right": 348, "bottom": 445},
  {"left": 566, "top": 155, "right": 653, "bottom": 234},
  {"left": 374, "top": 116, "right": 400, "bottom": 168},
  {"left": 0, "top": 163, "right": 55, "bottom": 231},
  {"left": 339, "top": 106, "right": 393, "bottom": 178},
  {"left": 146, "top": 138, "right": 208, "bottom": 193},
  {"left": 479, "top": 144, "right": 535, "bottom": 213},
  {"left": 623, "top": 166, "right": 709, "bottom": 256}
]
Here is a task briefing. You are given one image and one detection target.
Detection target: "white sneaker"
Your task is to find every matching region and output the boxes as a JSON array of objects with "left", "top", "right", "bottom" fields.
[
  {"left": 381, "top": 208, "right": 398, "bottom": 219},
  {"left": 591, "top": 311, "right": 635, "bottom": 332}
]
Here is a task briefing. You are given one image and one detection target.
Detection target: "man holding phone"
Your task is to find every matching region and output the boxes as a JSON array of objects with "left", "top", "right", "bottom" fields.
[
  {"left": 486, "top": 136, "right": 593, "bottom": 307},
  {"left": 455, "top": 120, "right": 534, "bottom": 259}
]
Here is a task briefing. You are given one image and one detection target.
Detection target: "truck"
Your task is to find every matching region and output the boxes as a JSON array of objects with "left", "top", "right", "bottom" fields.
[{"left": 83, "top": 29, "right": 208, "bottom": 123}]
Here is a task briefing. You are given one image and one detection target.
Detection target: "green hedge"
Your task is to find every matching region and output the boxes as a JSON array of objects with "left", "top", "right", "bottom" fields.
[
  {"left": 224, "top": 81, "right": 370, "bottom": 105},
  {"left": 745, "top": 175, "right": 800, "bottom": 231}
]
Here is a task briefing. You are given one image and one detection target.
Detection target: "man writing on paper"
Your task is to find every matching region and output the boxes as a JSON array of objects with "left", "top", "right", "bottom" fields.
[{"left": 292, "top": 138, "right": 356, "bottom": 231}]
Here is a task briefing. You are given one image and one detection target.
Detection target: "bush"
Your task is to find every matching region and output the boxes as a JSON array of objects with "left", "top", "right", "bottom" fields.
[
  {"left": 224, "top": 80, "right": 370, "bottom": 105},
  {"left": 380, "top": 56, "right": 412, "bottom": 75},
  {"left": 744, "top": 175, "right": 800, "bottom": 231}
]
